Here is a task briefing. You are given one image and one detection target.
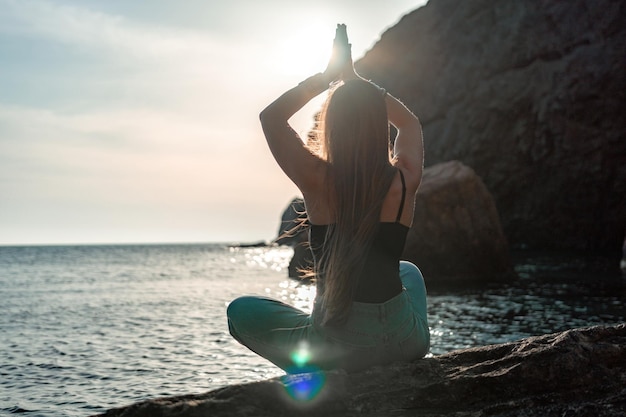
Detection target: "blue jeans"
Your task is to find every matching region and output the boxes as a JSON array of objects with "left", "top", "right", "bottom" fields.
[{"left": 227, "top": 261, "right": 429, "bottom": 373}]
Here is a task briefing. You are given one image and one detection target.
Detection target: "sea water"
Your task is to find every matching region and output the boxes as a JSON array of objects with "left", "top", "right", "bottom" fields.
[{"left": 0, "top": 244, "right": 623, "bottom": 417}]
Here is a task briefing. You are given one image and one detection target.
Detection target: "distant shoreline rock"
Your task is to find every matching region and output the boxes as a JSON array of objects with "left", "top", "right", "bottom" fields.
[
  {"left": 94, "top": 324, "right": 626, "bottom": 417},
  {"left": 229, "top": 241, "right": 269, "bottom": 248}
]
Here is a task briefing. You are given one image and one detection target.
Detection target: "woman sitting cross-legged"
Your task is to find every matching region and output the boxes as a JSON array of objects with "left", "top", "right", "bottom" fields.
[{"left": 227, "top": 24, "right": 429, "bottom": 373}]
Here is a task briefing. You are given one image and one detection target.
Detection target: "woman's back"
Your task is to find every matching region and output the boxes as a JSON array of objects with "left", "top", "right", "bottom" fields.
[{"left": 310, "top": 169, "right": 410, "bottom": 303}]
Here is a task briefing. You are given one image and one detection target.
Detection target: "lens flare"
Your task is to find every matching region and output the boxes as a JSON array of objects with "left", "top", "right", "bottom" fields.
[
  {"left": 290, "top": 341, "right": 312, "bottom": 367},
  {"left": 282, "top": 341, "right": 326, "bottom": 401},
  {"left": 282, "top": 370, "right": 325, "bottom": 402}
]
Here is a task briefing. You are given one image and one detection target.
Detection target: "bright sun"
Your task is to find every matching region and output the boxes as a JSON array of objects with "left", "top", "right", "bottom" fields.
[
  {"left": 269, "top": 22, "right": 335, "bottom": 77},
  {"left": 263, "top": 20, "right": 338, "bottom": 137}
]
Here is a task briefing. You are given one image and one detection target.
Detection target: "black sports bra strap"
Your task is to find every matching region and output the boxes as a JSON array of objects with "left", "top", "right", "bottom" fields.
[{"left": 396, "top": 169, "right": 407, "bottom": 222}]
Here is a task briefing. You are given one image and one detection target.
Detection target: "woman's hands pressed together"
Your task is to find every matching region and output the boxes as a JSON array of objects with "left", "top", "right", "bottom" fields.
[{"left": 323, "top": 24, "right": 356, "bottom": 83}]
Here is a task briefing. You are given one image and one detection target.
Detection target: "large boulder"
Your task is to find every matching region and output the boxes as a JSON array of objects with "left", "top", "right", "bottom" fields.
[
  {"left": 356, "top": 0, "right": 626, "bottom": 265},
  {"left": 404, "top": 160, "right": 513, "bottom": 284},
  {"left": 94, "top": 324, "right": 626, "bottom": 417}
]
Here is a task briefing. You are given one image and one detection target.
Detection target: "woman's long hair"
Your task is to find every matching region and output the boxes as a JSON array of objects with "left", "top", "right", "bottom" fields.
[{"left": 311, "top": 79, "right": 397, "bottom": 326}]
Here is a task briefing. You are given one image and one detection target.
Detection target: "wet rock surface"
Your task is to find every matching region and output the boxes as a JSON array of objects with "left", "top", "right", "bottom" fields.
[{"left": 94, "top": 324, "right": 626, "bottom": 417}]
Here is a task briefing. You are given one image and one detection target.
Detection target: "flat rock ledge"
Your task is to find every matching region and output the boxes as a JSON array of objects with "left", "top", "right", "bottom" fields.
[{"left": 95, "top": 324, "right": 625, "bottom": 417}]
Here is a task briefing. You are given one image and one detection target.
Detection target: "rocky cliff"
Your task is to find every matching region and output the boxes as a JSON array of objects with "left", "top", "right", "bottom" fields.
[
  {"left": 356, "top": 0, "right": 626, "bottom": 264},
  {"left": 94, "top": 324, "right": 626, "bottom": 417}
]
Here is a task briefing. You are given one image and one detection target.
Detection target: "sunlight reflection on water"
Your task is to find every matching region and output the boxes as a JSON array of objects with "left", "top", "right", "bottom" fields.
[{"left": 0, "top": 245, "right": 623, "bottom": 417}]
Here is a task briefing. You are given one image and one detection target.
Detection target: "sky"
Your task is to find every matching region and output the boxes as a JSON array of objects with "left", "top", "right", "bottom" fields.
[{"left": 0, "top": 0, "right": 427, "bottom": 245}]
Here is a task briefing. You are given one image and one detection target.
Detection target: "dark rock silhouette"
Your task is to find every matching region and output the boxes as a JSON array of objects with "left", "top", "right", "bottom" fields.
[
  {"left": 93, "top": 324, "right": 626, "bottom": 417},
  {"left": 356, "top": 0, "right": 626, "bottom": 268}
]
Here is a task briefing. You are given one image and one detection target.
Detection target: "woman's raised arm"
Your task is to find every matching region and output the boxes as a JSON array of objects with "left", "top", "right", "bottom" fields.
[
  {"left": 259, "top": 24, "right": 350, "bottom": 192},
  {"left": 259, "top": 73, "right": 328, "bottom": 191},
  {"left": 386, "top": 94, "right": 424, "bottom": 187}
]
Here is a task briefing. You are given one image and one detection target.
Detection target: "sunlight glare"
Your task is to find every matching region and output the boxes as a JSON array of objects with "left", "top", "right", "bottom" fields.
[{"left": 267, "top": 21, "right": 334, "bottom": 77}]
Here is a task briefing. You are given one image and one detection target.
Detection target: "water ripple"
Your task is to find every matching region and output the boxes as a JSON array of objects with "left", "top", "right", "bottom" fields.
[{"left": 0, "top": 245, "right": 623, "bottom": 417}]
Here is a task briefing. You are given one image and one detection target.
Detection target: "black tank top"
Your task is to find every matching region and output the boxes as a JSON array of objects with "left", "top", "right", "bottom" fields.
[{"left": 309, "top": 170, "right": 409, "bottom": 303}]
